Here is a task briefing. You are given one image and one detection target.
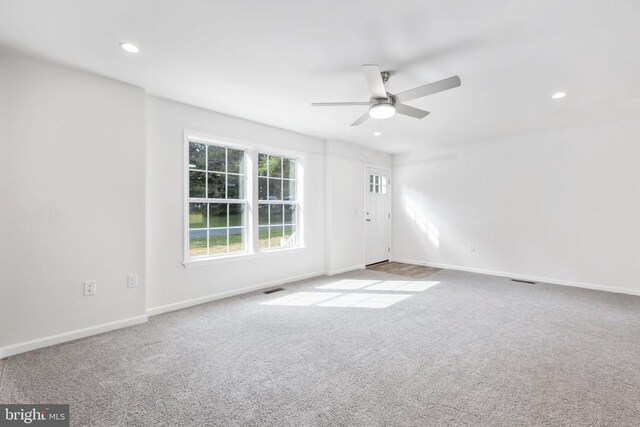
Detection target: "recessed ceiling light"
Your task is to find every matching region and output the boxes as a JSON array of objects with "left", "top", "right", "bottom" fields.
[
  {"left": 373, "top": 132, "right": 382, "bottom": 136},
  {"left": 120, "top": 42, "right": 140, "bottom": 54},
  {"left": 552, "top": 92, "right": 566, "bottom": 99}
]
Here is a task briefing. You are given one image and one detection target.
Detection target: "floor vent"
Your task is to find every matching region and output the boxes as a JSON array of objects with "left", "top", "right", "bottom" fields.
[
  {"left": 263, "top": 287, "right": 284, "bottom": 294},
  {"left": 511, "top": 279, "right": 536, "bottom": 285}
]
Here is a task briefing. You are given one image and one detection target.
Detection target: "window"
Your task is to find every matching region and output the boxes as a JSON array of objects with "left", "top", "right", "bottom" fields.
[
  {"left": 188, "top": 142, "right": 246, "bottom": 257},
  {"left": 369, "top": 174, "right": 387, "bottom": 194},
  {"left": 258, "top": 154, "right": 298, "bottom": 249},
  {"left": 185, "top": 137, "right": 302, "bottom": 262}
]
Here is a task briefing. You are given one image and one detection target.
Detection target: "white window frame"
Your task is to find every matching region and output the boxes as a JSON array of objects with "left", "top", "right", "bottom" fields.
[{"left": 183, "top": 131, "right": 305, "bottom": 267}]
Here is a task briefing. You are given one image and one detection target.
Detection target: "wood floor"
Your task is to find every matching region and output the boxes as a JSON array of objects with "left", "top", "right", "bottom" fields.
[{"left": 366, "top": 261, "right": 441, "bottom": 278}]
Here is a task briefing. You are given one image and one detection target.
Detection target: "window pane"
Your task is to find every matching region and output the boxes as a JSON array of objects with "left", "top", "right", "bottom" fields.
[
  {"left": 208, "top": 228, "right": 227, "bottom": 254},
  {"left": 283, "top": 158, "right": 296, "bottom": 179},
  {"left": 270, "top": 204, "right": 283, "bottom": 225},
  {"left": 369, "top": 175, "right": 374, "bottom": 184},
  {"left": 227, "top": 149, "right": 244, "bottom": 174},
  {"left": 269, "top": 178, "right": 282, "bottom": 200},
  {"left": 258, "top": 154, "right": 269, "bottom": 177},
  {"left": 270, "top": 225, "right": 284, "bottom": 248},
  {"left": 208, "top": 146, "right": 226, "bottom": 172},
  {"left": 227, "top": 174, "right": 244, "bottom": 199},
  {"left": 268, "top": 155, "right": 282, "bottom": 178},
  {"left": 189, "top": 203, "right": 207, "bottom": 228},
  {"left": 208, "top": 173, "right": 225, "bottom": 198},
  {"left": 189, "top": 142, "right": 206, "bottom": 170},
  {"left": 189, "top": 171, "right": 206, "bottom": 198},
  {"left": 209, "top": 203, "right": 227, "bottom": 228},
  {"left": 258, "top": 177, "right": 268, "bottom": 200},
  {"left": 284, "top": 205, "right": 296, "bottom": 224},
  {"left": 258, "top": 204, "right": 269, "bottom": 226},
  {"left": 258, "top": 226, "right": 270, "bottom": 249},
  {"left": 229, "top": 203, "right": 244, "bottom": 227},
  {"left": 284, "top": 225, "right": 296, "bottom": 246},
  {"left": 189, "top": 229, "right": 208, "bottom": 257},
  {"left": 283, "top": 180, "right": 295, "bottom": 201},
  {"left": 228, "top": 227, "right": 244, "bottom": 253}
]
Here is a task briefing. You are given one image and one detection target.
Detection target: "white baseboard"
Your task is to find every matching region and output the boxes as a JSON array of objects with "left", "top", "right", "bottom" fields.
[
  {"left": 325, "top": 264, "right": 365, "bottom": 276},
  {"left": 390, "top": 257, "right": 640, "bottom": 297},
  {"left": 146, "top": 270, "right": 326, "bottom": 316},
  {"left": 0, "top": 315, "right": 148, "bottom": 359},
  {"left": 0, "top": 267, "right": 373, "bottom": 359}
]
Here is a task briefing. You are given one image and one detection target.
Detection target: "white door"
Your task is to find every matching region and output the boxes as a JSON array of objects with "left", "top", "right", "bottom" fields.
[{"left": 365, "top": 167, "right": 391, "bottom": 265}]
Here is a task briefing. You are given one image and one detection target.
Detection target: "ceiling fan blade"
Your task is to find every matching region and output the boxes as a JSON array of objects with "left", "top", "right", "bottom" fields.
[
  {"left": 395, "top": 75, "right": 461, "bottom": 103},
  {"left": 361, "top": 64, "right": 388, "bottom": 99},
  {"left": 396, "top": 104, "right": 430, "bottom": 119},
  {"left": 311, "top": 102, "right": 370, "bottom": 107},
  {"left": 351, "top": 111, "right": 370, "bottom": 127}
]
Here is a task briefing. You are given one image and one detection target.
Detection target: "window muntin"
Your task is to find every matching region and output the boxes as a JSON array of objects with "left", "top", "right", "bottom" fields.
[
  {"left": 258, "top": 154, "right": 298, "bottom": 250},
  {"left": 369, "top": 174, "right": 387, "bottom": 194},
  {"left": 188, "top": 142, "right": 246, "bottom": 258}
]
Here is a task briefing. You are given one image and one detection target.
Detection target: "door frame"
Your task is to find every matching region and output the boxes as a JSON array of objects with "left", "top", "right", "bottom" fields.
[{"left": 363, "top": 163, "right": 392, "bottom": 266}]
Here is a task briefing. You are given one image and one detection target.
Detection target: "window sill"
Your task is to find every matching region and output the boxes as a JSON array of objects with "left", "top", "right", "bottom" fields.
[{"left": 182, "top": 246, "right": 306, "bottom": 269}]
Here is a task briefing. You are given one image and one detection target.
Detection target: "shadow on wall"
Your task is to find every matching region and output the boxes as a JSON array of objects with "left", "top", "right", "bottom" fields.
[{"left": 403, "top": 194, "right": 440, "bottom": 247}]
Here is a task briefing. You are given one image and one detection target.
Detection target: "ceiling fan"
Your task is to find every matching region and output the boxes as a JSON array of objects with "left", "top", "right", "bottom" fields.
[{"left": 311, "top": 64, "right": 461, "bottom": 126}]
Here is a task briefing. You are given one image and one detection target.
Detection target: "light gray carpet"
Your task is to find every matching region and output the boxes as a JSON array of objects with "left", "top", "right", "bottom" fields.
[{"left": 2, "top": 269, "right": 640, "bottom": 426}]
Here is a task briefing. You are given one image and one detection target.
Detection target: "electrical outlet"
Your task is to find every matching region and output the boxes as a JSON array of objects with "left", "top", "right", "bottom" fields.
[
  {"left": 127, "top": 274, "right": 138, "bottom": 288},
  {"left": 84, "top": 281, "right": 96, "bottom": 296}
]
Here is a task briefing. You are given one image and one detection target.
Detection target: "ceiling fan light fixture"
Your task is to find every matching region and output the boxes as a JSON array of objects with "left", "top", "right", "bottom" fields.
[{"left": 369, "top": 104, "right": 396, "bottom": 119}]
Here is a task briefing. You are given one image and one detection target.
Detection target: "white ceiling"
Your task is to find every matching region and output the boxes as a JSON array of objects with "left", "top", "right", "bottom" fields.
[{"left": 1, "top": 0, "right": 639, "bottom": 153}]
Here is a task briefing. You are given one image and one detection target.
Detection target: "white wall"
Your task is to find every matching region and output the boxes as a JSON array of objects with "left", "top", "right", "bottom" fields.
[
  {"left": 145, "top": 96, "right": 327, "bottom": 313},
  {"left": 392, "top": 119, "right": 640, "bottom": 294},
  {"left": 0, "top": 51, "right": 147, "bottom": 354},
  {"left": 324, "top": 140, "right": 391, "bottom": 274}
]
